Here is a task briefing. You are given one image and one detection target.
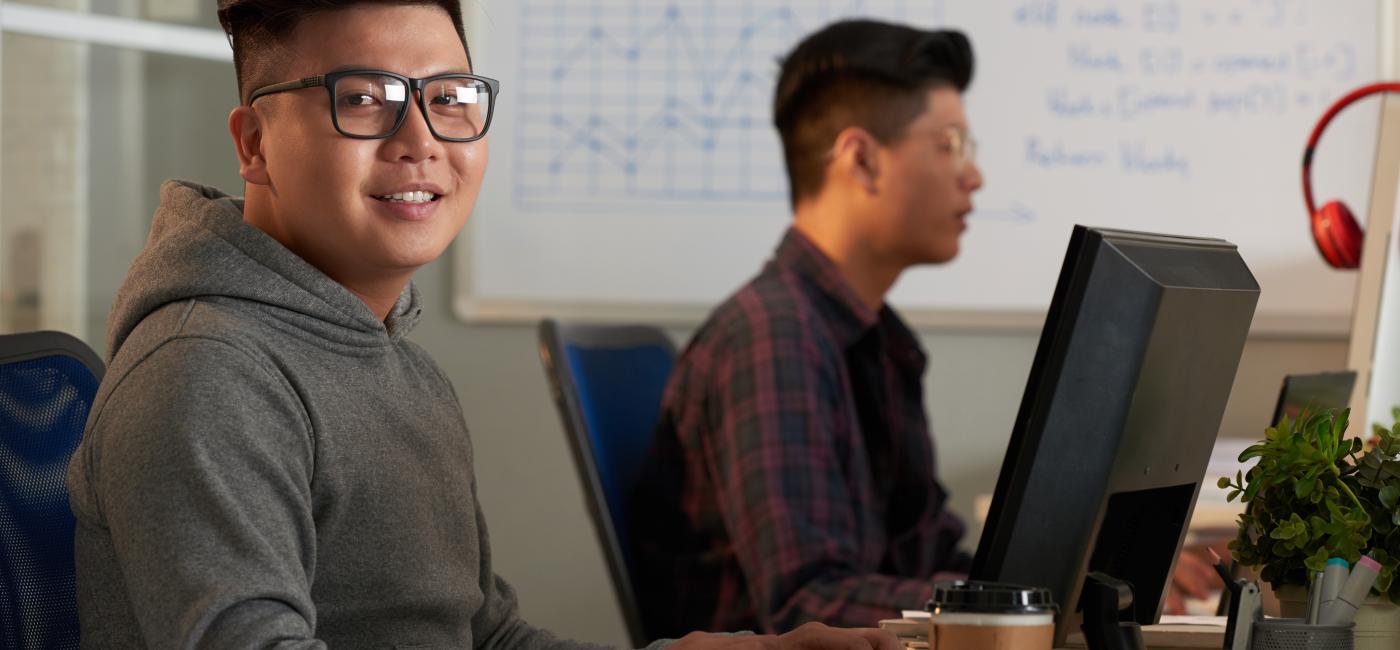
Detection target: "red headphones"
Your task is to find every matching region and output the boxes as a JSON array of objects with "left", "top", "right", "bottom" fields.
[{"left": 1303, "top": 82, "right": 1400, "bottom": 269}]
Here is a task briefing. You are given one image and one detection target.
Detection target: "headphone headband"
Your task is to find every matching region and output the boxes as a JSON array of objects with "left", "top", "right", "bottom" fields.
[{"left": 1303, "top": 82, "right": 1400, "bottom": 216}]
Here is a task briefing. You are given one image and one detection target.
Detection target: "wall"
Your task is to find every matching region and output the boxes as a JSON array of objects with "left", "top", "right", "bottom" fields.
[{"left": 1, "top": 0, "right": 89, "bottom": 335}]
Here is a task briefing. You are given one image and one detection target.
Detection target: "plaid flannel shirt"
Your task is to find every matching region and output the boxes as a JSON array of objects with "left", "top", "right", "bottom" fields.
[{"left": 631, "top": 228, "right": 970, "bottom": 636}]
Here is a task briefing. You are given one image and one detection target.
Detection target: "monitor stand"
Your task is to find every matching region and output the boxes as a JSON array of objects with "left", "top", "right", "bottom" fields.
[{"left": 1080, "top": 572, "right": 1145, "bottom": 650}]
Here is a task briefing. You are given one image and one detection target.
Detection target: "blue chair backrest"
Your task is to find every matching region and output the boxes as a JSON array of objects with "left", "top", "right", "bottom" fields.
[
  {"left": 0, "top": 332, "right": 103, "bottom": 650},
  {"left": 538, "top": 320, "right": 675, "bottom": 647}
]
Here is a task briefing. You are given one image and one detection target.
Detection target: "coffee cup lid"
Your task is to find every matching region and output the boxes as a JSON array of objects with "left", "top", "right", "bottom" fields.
[{"left": 927, "top": 580, "right": 1057, "bottom": 615}]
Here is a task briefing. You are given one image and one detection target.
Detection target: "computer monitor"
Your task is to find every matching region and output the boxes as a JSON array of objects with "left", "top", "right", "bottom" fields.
[
  {"left": 1271, "top": 371, "right": 1356, "bottom": 426},
  {"left": 970, "top": 225, "right": 1260, "bottom": 645}
]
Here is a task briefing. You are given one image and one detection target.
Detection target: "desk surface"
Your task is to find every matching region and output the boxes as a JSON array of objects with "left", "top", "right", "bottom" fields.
[{"left": 1060, "top": 622, "right": 1225, "bottom": 649}]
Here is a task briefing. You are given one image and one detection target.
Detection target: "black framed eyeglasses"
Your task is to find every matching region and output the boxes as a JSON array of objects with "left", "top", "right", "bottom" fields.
[{"left": 247, "top": 69, "right": 500, "bottom": 142}]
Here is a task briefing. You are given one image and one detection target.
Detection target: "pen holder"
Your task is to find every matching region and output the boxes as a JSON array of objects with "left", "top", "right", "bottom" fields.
[{"left": 1249, "top": 618, "right": 1352, "bottom": 650}]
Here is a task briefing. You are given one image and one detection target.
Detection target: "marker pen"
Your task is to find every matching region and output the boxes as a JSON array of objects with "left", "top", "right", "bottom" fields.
[
  {"left": 1320, "top": 557, "right": 1350, "bottom": 616},
  {"left": 1320, "top": 555, "right": 1381, "bottom": 626}
]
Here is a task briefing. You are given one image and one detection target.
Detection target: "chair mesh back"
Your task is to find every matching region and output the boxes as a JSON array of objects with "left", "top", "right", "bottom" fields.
[{"left": 0, "top": 354, "right": 97, "bottom": 650}]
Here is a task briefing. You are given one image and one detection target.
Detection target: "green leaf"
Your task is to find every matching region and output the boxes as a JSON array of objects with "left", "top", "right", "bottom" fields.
[
  {"left": 1319, "top": 427, "right": 1335, "bottom": 457},
  {"left": 1305, "top": 546, "right": 1330, "bottom": 572},
  {"left": 1296, "top": 476, "right": 1318, "bottom": 499},
  {"left": 1218, "top": 476, "right": 1232, "bottom": 489},
  {"left": 1382, "top": 485, "right": 1400, "bottom": 510},
  {"left": 1240, "top": 444, "right": 1268, "bottom": 462}
]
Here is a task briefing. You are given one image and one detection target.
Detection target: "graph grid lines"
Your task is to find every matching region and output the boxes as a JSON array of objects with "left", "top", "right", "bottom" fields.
[{"left": 513, "top": 0, "right": 944, "bottom": 207}]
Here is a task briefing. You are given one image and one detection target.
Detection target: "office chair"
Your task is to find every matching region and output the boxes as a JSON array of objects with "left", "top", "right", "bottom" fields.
[
  {"left": 0, "top": 331, "right": 104, "bottom": 650},
  {"left": 537, "top": 319, "right": 676, "bottom": 647}
]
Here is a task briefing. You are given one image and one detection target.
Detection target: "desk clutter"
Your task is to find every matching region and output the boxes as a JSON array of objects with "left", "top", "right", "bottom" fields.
[
  {"left": 1214, "top": 549, "right": 1377, "bottom": 650},
  {"left": 877, "top": 613, "right": 1227, "bottom": 650}
]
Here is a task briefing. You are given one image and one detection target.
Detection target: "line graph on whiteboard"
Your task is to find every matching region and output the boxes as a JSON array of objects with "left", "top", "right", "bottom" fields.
[{"left": 513, "top": 0, "right": 945, "bottom": 207}]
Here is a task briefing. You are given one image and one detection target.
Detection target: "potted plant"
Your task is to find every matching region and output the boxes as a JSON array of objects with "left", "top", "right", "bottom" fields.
[{"left": 1219, "top": 408, "right": 1400, "bottom": 649}]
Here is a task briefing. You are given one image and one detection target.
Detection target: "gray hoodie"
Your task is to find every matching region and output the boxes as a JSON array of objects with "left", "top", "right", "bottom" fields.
[{"left": 66, "top": 181, "right": 621, "bottom": 649}]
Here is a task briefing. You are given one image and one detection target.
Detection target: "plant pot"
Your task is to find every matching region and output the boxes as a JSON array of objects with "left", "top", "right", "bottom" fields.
[{"left": 1277, "top": 585, "right": 1400, "bottom": 650}]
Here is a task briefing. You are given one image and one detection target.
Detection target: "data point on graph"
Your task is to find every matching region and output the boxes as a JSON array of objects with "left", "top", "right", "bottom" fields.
[{"left": 517, "top": 1, "right": 944, "bottom": 205}]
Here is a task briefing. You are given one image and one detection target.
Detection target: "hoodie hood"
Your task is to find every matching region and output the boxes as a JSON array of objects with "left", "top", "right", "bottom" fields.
[{"left": 107, "top": 180, "right": 422, "bottom": 360}]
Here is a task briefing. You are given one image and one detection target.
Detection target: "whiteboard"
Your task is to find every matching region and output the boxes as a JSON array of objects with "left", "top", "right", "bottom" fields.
[{"left": 455, "top": 0, "right": 1383, "bottom": 333}]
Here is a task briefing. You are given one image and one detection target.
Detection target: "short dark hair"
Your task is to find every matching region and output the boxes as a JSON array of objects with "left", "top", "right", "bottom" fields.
[
  {"left": 773, "top": 20, "right": 973, "bottom": 207},
  {"left": 217, "top": 0, "right": 472, "bottom": 104}
]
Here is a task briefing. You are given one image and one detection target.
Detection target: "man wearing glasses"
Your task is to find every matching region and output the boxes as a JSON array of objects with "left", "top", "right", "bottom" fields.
[
  {"left": 629, "top": 21, "right": 984, "bottom": 634},
  {"left": 64, "top": 2, "right": 901, "bottom": 648}
]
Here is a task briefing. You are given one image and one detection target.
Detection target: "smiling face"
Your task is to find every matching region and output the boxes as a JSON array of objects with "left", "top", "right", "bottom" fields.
[
  {"left": 868, "top": 86, "right": 983, "bottom": 266},
  {"left": 232, "top": 4, "right": 486, "bottom": 292}
]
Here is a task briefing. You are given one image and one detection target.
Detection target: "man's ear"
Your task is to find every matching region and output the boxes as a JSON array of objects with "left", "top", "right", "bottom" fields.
[
  {"left": 830, "top": 126, "right": 881, "bottom": 196},
  {"left": 229, "top": 106, "right": 270, "bottom": 186}
]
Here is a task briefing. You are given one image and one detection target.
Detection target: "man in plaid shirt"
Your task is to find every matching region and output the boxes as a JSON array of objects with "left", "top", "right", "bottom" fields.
[{"left": 631, "top": 21, "right": 983, "bottom": 635}]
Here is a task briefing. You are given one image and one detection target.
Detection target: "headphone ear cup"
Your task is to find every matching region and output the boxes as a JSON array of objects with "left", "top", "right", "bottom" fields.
[{"left": 1311, "top": 200, "right": 1364, "bottom": 269}]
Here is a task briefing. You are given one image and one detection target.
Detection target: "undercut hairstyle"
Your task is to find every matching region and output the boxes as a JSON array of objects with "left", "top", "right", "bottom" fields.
[
  {"left": 217, "top": 0, "right": 472, "bottom": 104},
  {"left": 773, "top": 20, "right": 974, "bottom": 207}
]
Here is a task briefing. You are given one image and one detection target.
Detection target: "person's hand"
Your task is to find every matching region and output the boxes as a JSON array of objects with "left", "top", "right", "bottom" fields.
[
  {"left": 669, "top": 622, "right": 902, "bottom": 650},
  {"left": 1165, "top": 546, "right": 1219, "bottom": 614},
  {"left": 775, "top": 622, "right": 902, "bottom": 650}
]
